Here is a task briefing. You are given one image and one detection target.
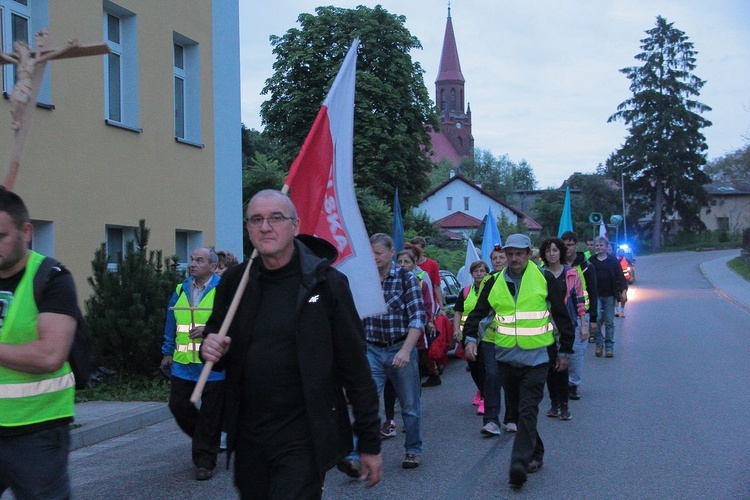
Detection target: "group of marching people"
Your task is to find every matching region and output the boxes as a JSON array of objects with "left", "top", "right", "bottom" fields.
[{"left": 445, "top": 230, "right": 629, "bottom": 489}]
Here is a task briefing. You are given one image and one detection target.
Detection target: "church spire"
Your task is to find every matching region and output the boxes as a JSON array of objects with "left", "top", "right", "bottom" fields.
[{"left": 436, "top": 10, "right": 464, "bottom": 84}]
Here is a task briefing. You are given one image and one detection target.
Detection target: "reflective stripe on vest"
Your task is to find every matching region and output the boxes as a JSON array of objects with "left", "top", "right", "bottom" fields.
[
  {"left": 0, "top": 251, "right": 75, "bottom": 426},
  {"left": 0, "top": 372, "right": 75, "bottom": 399},
  {"left": 487, "top": 264, "right": 554, "bottom": 350},
  {"left": 172, "top": 283, "right": 215, "bottom": 365},
  {"left": 575, "top": 264, "right": 590, "bottom": 310}
]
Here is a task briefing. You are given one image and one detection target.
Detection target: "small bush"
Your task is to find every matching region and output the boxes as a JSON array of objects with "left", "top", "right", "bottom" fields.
[{"left": 85, "top": 220, "right": 183, "bottom": 378}]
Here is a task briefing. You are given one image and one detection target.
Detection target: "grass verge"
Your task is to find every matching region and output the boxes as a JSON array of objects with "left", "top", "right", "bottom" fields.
[
  {"left": 727, "top": 257, "right": 750, "bottom": 283},
  {"left": 75, "top": 374, "right": 170, "bottom": 404}
]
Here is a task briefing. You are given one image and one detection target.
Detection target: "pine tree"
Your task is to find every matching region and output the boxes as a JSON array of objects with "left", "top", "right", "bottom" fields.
[
  {"left": 608, "top": 16, "right": 712, "bottom": 251},
  {"left": 85, "top": 220, "right": 183, "bottom": 377}
]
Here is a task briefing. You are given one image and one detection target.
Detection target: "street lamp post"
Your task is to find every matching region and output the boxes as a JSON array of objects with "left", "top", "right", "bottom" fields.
[{"left": 621, "top": 171, "right": 628, "bottom": 245}]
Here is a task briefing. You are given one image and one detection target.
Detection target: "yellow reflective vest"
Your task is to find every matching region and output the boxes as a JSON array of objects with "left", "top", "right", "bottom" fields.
[
  {"left": 172, "top": 284, "right": 215, "bottom": 365},
  {"left": 0, "top": 251, "right": 75, "bottom": 427},
  {"left": 487, "top": 264, "right": 554, "bottom": 350}
]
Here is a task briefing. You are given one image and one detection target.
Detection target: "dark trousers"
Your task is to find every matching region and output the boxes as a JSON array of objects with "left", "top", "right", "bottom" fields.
[
  {"left": 169, "top": 376, "right": 225, "bottom": 470},
  {"left": 483, "top": 342, "right": 518, "bottom": 426},
  {"left": 499, "top": 362, "right": 547, "bottom": 467},
  {"left": 467, "top": 338, "right": 486, "bottom": 396},
  {"left": 383, "top": 379, "right": 396, "bottom": 422},
  {"left": 547, "top": 362, "right": 569, "bottom": 405},
  {"left": 234, "top": 436, "right": 324, "bottom": 500},
  {"left": 0, "top": 424, "right": 71, "bottom": 500}
]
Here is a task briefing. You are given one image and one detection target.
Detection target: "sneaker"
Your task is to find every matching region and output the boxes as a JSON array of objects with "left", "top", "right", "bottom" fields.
[
  {"left": 620, "top": 312, "right": 626, "bottom": 318},
  {"left": 605, "top": 349, "right": 614, "bottom": 358},
  {"left": 588, "top": 335, "right": 595, "bottom": 343},
  {"left": 504, "top": 422, "right": 517, "bottom": 433},
  {"left": 477, "top": 400, "right": 485, "bottom": 415},
  {"left": 472, "top": 390, "right": 482, "bottom": 406},
  {"left": 421, "top": 375, "right": 441, "bottom": 387},
  {"left": 568, "top": 385, "right": 580, "bottom": 400},
  {"left": 546, "top": 402, "right": 560, "bottom": 418},
  {"left": 380, "top": 420, "right": 396, "bottom": 438},
  {"left": 527, "top": 458, "right": 544, "bottom": 474},
  {"left": 402, "top": 453, "right": 420, "bottom": 469},
  {"left": 559, "top": 404, "right": 571, "bottom": 420},
  {"left": 595, "top": 346, "right": 603, "bottom": 357},
  {"left": 196, "top": 467, "right": 213, "bottom": 481},
  {"left": 615, "top": 311, "right": 621, "bottom": 318},
  {"left": 337, "top": 456, "right": 361, "bottom": 478},
  {"left": 219, "top": 432, "right": 227, "bottom": 451},
  {"left": 509, "top": 462, "right": 527, "bottom": 489},
  {"left": 481, "top": 422, "right": 501, "bottom": 436}
]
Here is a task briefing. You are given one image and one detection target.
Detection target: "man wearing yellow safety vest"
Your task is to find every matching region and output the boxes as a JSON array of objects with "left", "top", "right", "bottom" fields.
[
  {"left": 161, "top": 247, "right": 224, "bottom": 481},
  {"left": 0, "top": 189, "right": 79, "bottom": 499},
  {"left": 463, "top": 234, "right": 575, "bottom": 491}
]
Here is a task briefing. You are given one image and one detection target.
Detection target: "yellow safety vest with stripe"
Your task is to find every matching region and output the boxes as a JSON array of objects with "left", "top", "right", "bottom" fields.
[
  {"left": 487, "top": 264, "right": 554, "bottom": 350},
  {"left": 172, "top": 284, "right": 215, "bottom": 365},
  {"left": 0, "top": 251, "right": 75, "bottom": 427}
]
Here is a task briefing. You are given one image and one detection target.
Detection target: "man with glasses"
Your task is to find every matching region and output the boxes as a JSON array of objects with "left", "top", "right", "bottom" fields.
[{"left": 201, "top": 190, "right": 382, "bottom": 498}]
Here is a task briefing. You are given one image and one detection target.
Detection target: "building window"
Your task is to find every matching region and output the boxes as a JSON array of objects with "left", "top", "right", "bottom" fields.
[
  {"left": 716, "top": 217, "right": 729, "bottom": 232},
  {"left": 175, "top": 230, "right": 203, "bottom": 269},
  {"left": 106, "top": 225, "right": 136, "bottom": 268},
  {"left": 103, "top": 2, "right": 138, "bottom": 130},
  {"left": 173, "top": 32, "right": 201, "bottom": 145},
  {"left": 450, "top": 88, "right": 456, "bottom": 111},
  {"left": 464, "top": 197, "right": 469, "bottom": 211},
  {"left": 446, "top": 197, "right": 453, "bottom": 211},
  {"left": 30, "top": 219, "right": 54, "bottom": 256},
  {"left": 1, "top": 0, "right": 50, "bottom": 102},
  {"left": 440, "top": 88, "right": 445, "bottom": 111}
]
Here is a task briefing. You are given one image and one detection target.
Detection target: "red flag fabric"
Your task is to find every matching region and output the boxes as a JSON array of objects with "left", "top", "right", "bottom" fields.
[{"left": 284, "top": 40, "right": 386, "bottom": 318}]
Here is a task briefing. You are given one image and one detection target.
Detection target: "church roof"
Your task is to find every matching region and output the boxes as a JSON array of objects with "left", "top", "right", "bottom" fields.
[
  {"left": 429, "top": 130, "right": 462, "bottom": 167},
  {"left": 436, "top": 14, "right": 464, "bottom": 83}
]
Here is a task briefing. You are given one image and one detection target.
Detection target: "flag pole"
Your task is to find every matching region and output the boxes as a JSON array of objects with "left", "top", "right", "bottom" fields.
[{"left": 189, "top": 184, "right": 289, "bottom": 404}]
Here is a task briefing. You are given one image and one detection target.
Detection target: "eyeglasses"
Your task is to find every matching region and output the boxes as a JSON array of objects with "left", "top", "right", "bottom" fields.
[{"left": 246, "top": 215, "right": 295, "bottom": 228}]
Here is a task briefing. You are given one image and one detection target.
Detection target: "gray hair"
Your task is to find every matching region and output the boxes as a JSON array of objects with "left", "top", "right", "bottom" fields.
[
  {"left": 370, "top": 233, "right": 394, "bottom": 249},
  {"left": 594, "top": 236, "right": 609, "bottom": 246},
  {"left": 247, "top": 189, "right": 298, "bottom": 220}
]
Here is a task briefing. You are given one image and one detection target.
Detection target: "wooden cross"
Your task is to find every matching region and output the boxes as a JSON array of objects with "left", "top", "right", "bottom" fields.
[{"left": 0, "top": 29, "right": 110, "bottom": 190}]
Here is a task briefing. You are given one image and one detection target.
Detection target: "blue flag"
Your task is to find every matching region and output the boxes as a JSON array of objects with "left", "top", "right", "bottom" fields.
[
  {"left": 557, "top": 186, "right": 573, "bottom": 237},
  {"left": 481, "top": 207, "right": 502, "bottom": 268},
  {"left": 392, "top": 187, "right": 405, "bottom": 253}
]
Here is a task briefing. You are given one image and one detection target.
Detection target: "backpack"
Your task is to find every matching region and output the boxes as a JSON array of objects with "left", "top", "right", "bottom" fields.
[{"left": 33, "top": 257, "right": 96, "bottom": 390}]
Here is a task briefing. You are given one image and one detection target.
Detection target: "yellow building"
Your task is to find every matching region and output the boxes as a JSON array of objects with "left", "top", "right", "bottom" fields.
[{"left": 0, "top": 0, "right": 242, "bottom": 300}]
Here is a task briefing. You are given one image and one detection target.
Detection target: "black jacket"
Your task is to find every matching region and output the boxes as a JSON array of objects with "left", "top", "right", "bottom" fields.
[
  {"left": 588, "top": 253, "right": 628, "bottom": 298},
  {"left": 204, "top": 235, "right": 381, "bottom": 472},
  {"left": 571, "top": 251, "right": 598, "bottom": 323}
]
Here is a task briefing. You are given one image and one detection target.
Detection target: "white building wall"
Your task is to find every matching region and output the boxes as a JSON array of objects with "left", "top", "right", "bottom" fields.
[{"left": 418, "top": 179, "right": 519, "bottom": 225}]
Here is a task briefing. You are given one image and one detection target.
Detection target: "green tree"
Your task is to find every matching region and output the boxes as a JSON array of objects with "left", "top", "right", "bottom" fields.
[
  {"left": 456, "top": 148, "right": 537, "bottom": 201},
  {"left": 608, "top": 16, "right": 712, "bottom": 251},
  {"left": 703, "top": 142, "right": 750, "bottom": 181},
  {"left": 260, "top": 5, "right": 439, "bottom": 210},
  {"left": 85, "top": 220, "right": 183, "bottom": 377},
  {"left": 241, "top": 125, "right": 281, "bottom": 166}
]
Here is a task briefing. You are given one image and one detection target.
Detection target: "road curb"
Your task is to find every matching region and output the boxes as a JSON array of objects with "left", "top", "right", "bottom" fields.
[
  {"left": 70, "top": 404, "right": 172, "bottom": 451},
  {"left": 700, "top": 256, "right": 750, "bottom": 315}
]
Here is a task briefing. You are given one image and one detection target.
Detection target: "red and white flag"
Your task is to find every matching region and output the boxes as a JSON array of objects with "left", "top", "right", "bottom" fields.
[
  {"left": 599, "top": 221, "right": 609, "bottom": 240},
  {"left": 284, "top": 39, "right": 386, "bottom": 318}
]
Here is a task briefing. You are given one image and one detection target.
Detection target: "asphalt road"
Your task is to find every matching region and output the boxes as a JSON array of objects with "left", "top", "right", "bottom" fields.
[{"left": 66, "top": 249, "right": 750, "bottom": 499}]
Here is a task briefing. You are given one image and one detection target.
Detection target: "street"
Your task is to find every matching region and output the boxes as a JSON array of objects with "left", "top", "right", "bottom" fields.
[{"left": 66, "top": 249, "right": 750, "bottom": 499}]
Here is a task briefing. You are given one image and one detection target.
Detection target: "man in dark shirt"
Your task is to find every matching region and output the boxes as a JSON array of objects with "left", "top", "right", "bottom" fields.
[
  {"left": 0, "top": 189, "right": 78, "bottom": 499},
  {"left": 202, "top": 189, "right": 381, "bottom": 499},
  {"left": 588, "top": 236, "right": 628, "bottom": 358}
]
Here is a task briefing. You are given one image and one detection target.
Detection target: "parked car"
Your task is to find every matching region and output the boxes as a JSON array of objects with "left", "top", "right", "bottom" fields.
[{"left": 440, "top": 270, "right": 461, "bottom": 308}]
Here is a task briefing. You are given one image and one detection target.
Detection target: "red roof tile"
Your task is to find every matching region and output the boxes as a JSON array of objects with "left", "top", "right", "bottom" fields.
[{"left": 433, "top": 211, "right": 482, "bottom": 228}]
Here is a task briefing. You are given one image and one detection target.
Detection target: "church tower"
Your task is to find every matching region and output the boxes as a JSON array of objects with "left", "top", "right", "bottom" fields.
[{"left": 435, "top": 5, "right": 473, "bottom": 158}]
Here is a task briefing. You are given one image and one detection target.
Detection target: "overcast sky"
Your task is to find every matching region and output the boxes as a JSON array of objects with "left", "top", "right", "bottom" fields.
[{"left": 239, "top": 1, "right": 750, "bottom": 188}]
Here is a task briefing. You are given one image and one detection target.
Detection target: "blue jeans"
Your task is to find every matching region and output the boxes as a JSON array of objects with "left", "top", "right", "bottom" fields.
[
  {"left": 367, "top": 342, "right": 423, "bottom": 456},
  {"left": 568, "top": 324, "right": 586, "bottom": 387},
  {"left": 596, "top": 296, "right": 616, "bottom": 350}
]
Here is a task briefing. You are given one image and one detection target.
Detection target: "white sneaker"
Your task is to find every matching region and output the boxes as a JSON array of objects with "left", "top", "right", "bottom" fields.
[
  {"left": 504, "top": 422, "right": 517, "bottom": 433},
  {"left": 481, "top": 422, "right": 501, "bottom": 436},
  {"left": 220, "top": 432, "right": 227, "bottom": 451}
]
